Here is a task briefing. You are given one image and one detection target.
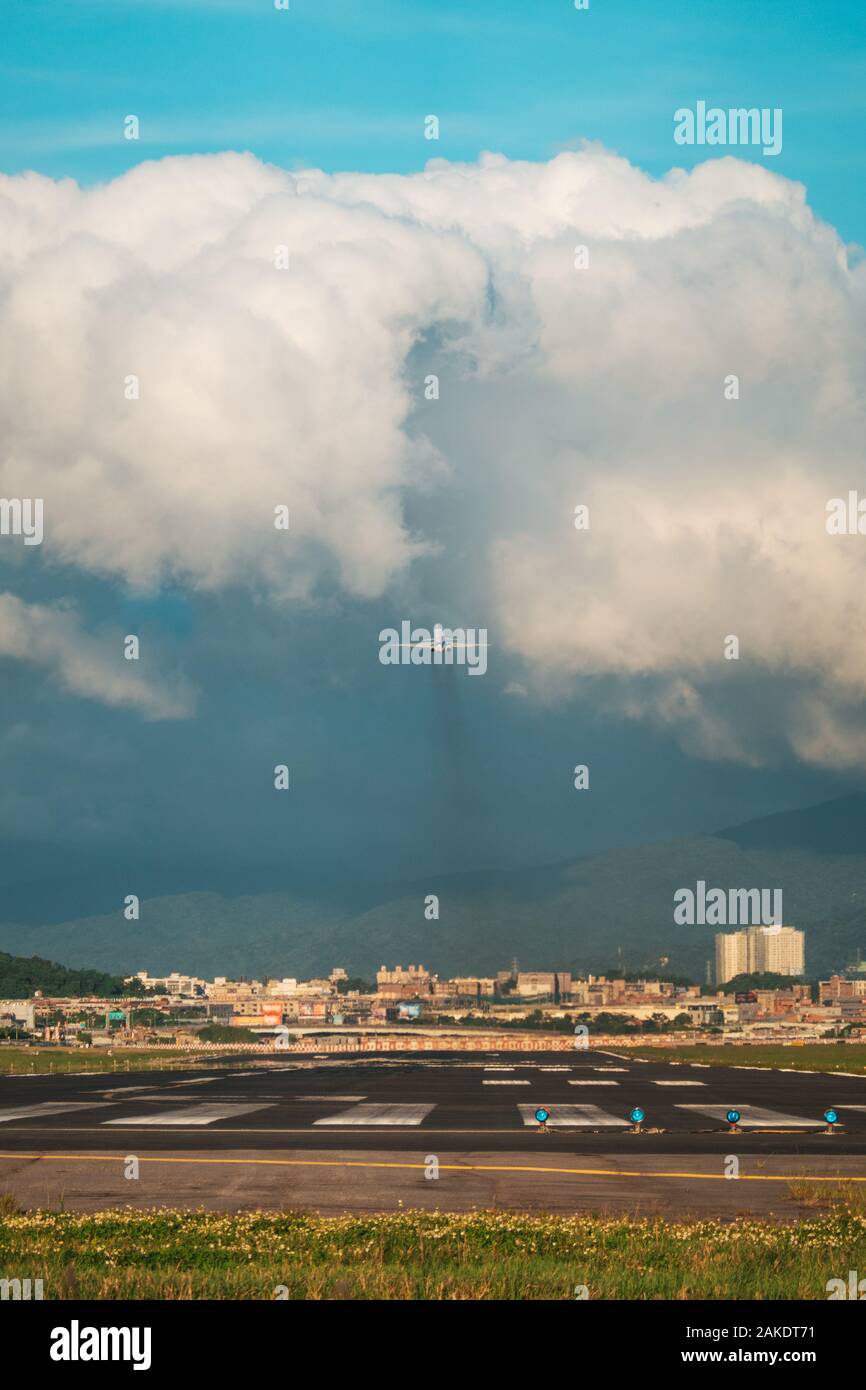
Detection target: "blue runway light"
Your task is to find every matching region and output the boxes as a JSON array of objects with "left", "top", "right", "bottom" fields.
[
  {"left": 726, "top": 1109, "right": 741, "bottom": 1127},
  {"left": 629, "top": 1107, "right": 645, "bottom": 1125},
  {"left": 534, "top": 1107, "right": 550, "bottom": 1125}
]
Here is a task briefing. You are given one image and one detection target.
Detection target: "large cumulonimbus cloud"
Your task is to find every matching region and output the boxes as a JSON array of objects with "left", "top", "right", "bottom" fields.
[{"left": 1, "top": 146, "right": 864, "bottom": 763}]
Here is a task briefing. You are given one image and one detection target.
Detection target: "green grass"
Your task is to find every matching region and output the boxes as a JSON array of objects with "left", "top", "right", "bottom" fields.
[
  {"left": 0, "top": 1047, "right": 249, "bottom": 1076},
  {"left": 788, "top": 1180, "right": 866, "bottom": 1211},
  {"left": 1, "top": 1206, "right": 864, "bottom": 1299},
  {"left": 608, "top": 1043, "right": 866, "bottom": 1074}
]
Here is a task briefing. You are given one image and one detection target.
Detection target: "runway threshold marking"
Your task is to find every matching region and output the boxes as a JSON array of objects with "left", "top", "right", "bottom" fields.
[
  {"left": 518, "top": 1103, "right": 629, "bottom": 1129},
  {"left": 2, "top": 1152, "right": 866, "bottom": 1184},
  {"left": 102, "top": 1103, "right": 273, "bottom": 1127},
  {"left": 314, "top": 1103, "right": 434, "bottom": 1126},
  {"left": 676, "top": 1104, "right": 825, "bottom": 1129},
  {"left": 0, "top": 1102, "right": 112, "bottom": 1123}
]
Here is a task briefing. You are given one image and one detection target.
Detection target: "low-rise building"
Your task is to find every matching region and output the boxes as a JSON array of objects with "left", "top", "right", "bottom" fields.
[
  {"left": 265, "top": 978, "right": 298, "bottom": 997},
  {"left": 433, "top": 977, "right": 497, "bottom": 999},
  {"left": 516, "top": 971, "right": 572, "bottom": 1000},
  {"left": 376, "top": 964, "right": 434, "bottom": 999},
  {"left": 819, "top": 975, "right": 866, "bottom": 1005},
  {"left": 0, "top": 1000, "right": 36, "bottom": 1031},
  {"left": 129, "top": 971, "right": 207, "bottom": 997}
]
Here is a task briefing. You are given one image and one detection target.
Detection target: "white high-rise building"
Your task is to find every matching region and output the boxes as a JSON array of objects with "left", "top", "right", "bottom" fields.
[
  {"left": 715, "top": 926, "right": 805, "bottom": 985},
  {"left": 758, "top": 925, "right": 805, "bottom": 977},
  {"left": 715, "top": 931, "right": 751, "bottom": 985}
]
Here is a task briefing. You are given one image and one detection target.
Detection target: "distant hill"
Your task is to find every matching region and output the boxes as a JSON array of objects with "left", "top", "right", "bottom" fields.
[
  {"left": 0, "top": 949, "right": 138, "bottom": 1000},
  {"left": 0, "top": 795, "right": 865, "bottom": 981},
  {"left": 0, "top": 893, "right": 348, "bottom": 983},
  {"left": 718, "top": 793, "right": 866, "bottom": 855}
]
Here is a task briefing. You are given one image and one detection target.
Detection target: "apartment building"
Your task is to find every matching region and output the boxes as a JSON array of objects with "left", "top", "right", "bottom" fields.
[{"left": 715, "top": 926, "right": 805, "bottom": 985}]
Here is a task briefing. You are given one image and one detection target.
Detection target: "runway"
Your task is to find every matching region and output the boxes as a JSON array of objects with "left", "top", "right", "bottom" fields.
[
  {"left": 1, "top": 1050, "right": 864, "bottom": 1215},
  {"left": 1, "top": 1049, "right": 865, "bottom": 1153}
]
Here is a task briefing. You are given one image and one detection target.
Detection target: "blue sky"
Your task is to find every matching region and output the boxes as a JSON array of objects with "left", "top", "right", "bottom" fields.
[
  {"left": 3, "top": 0, "right": 865, "bottom": 242},
  {"left": 1, "top": 0, "right": 865, "bottom": 929}
]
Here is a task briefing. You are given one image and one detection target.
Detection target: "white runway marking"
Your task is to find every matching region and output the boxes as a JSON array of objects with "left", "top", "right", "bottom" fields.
[
  {"left": 518, "top": 1104, "right": 629, "bottom": 1129},
  {"left": 484, "top": 1066, "right": 514, "bottom": 1072},
  {"left": 568, "top": 1079, "right": 619, "bottom": 1086},
  {"left": 169, "top": 1077, "right": 219, "bottom": 1086},
  {"left": 297, "top": 1095, "right": 366, "bottom": 1102},
  {"left": 0, "top": 1102, "right": 111, "bottom": 1123},
  {"left": 103, "top": 1102, "right": 272, "bottom": 1126},
  {"left": 206, "top": 1095, "right": 286, "bottom": 1101},
  {"left": 314, "top": 1103, "right": 434, "bottom": 1126},
  {"left": 99, "top": 1085, "right": 154, "bottom": 1093},
  {"left": 108, "top": 1095, "right": 189, "bottom": 1104},
  {"left": 593, "top": 1067, "right": 628, "bottom": 1072},
  {"left": 653, "top": 1080, "right": 707, "bottom": 1087},
  {"left": 539, "top": 1067, "right": 571, "bottom": 1072},
  {"left": 676, "top": 1104, "right": 824, "bottom": 1129},
  {"left": 483, "top": 1079, "right": 530, "bottom": 1085}
]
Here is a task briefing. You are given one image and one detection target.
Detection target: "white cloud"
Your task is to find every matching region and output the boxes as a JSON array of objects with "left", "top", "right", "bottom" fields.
[
  {"left": 1, "top": 146, "right": 865, "bottom": 759},
  {"left": 0, "top": 151, "right": 487, "bottom": 598},
  {"left": 0, "top": 594, "right": 195, "bottom": 719}
]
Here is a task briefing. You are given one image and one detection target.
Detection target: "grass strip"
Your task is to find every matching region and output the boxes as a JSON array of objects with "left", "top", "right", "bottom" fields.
[{"left": 2, "top": 1205, "right": 865, "bottom": 1299}]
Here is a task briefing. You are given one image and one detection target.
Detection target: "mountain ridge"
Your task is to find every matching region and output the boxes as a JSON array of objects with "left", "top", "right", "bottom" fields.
[{"left": 1, "top": 794, "right": 865, "bottom": 979}]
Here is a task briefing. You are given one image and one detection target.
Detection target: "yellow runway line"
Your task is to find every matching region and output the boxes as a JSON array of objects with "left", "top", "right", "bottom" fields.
[{"left": 0, "top": 1152, "right": 865, "bottom": 1183}]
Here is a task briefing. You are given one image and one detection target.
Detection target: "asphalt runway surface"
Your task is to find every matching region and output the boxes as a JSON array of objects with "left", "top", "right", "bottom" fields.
[{"left": 2, "top": 1050, "right": 865, "bottom": 1215}]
